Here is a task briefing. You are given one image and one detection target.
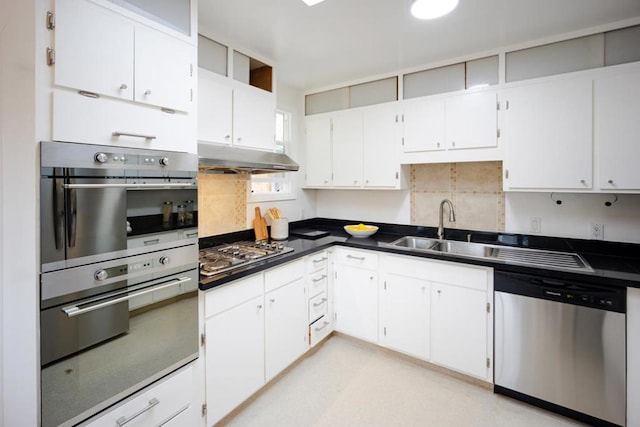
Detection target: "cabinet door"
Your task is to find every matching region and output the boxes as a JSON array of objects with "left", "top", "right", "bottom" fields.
[
  {"left": 379, "top": 274, "right": 430, "bottom": 360},
  {"left": 205, "top": 295, "right": 265, "bottom": 426},
  {"left": 55, "top": 0, "right": 134, "bottom": 100},
  {"left": 305, "top": 114, "right": 333, "bottom": 187},
  {"left": 430, "top": 282, "right": 489, "bottom": 379},
  {"left": 332, "top": 109, "right": 364, "bottom": 187},
  {"left": 595, "top": 71, "right": 640, "bottom": 190},
  {"left": 265, "top": 278, "right": 308, "bottom": 381},
  {"left": 363, "top": 103, "right": 402, "bottom": 187},
  {"left": 233, "top": 86, "right": 276, "bottom": 151},
  {"left": 134, "top": 26, "right": 194, "bottom": 112},
  {"left": 503, "top": 78, "right": 593, "bottom": 190},
  {"left": 334, "top": 264, "right": 378, "bottom": 343},
  {"left": 402, "top": 97, "right": 445, "bottom": 153},
  {"left": 198, "top": 69, "right": 233, "bottom": 145},
  {"left": 446, "top": 91, "right": 498, "bottom": 150}
]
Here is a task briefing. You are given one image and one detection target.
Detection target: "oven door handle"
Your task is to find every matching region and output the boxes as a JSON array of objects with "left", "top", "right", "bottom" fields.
[
  {"left": 62, "top": 276, "right": 192, "bottom": 317},
  {"left": 62, "top": 183, "right": 195, "bottom": 189}
]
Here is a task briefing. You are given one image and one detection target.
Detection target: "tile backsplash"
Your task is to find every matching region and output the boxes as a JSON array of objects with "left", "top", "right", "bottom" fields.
[
  {"left": 198, "top": 173, "right": 248, "bottom": 237},
  {"left": 410, "top": 161, "right": 505, "bottom": 232}
]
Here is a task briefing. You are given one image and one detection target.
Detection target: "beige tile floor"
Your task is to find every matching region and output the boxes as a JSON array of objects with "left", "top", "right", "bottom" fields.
[{"left": 219, "top": 334, "right": 585, "bottom": 427}]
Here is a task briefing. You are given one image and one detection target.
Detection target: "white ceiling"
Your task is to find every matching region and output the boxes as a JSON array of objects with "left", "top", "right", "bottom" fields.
[{"left": 198, "top": 0, "right": 640, "bottom": 92}]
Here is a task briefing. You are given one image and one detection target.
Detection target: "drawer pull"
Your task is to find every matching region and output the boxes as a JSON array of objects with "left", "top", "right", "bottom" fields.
[
  {"left": 113, "top": 131, "right": 157, "bottom": 140},
  {"left": 312, "top": 298, "right": 328, "bottom": 307},
  {"left": 185, "top": 232, "right": 198, "bottom": 238},
  {"left": 312, "top": 257, "right": 327, "bottom": 263},
  {"left": 143, "top": 238, "right": 160, "bottom": 246},
  {"left": 312, "top": 275, "right": 327, "bottom": 283},
  {"left": 116, "top": 397, "right": 160, "bottom": 426},
  {"left": 157, "top": 403, "right": 190, "bottom": 426},
  {"left": 314, "top": 321, "right": 330, "bottom": 332},
  {"left": 346, "top": 255, "right": 365, "bottom": 261}
]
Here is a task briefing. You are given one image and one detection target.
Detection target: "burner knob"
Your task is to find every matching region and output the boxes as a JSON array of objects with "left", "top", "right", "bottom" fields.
[
  {"left": 94, "top": 269, "right": 108, "bottom": 281},
  {"left": 159, "top": 256, "right": 170, "bottom": 265},
  {"left": 159, "top": 157, "right": 170, "bottom": 166},
  {"left": 94, "top": 152, "right": 108, "bottom": 164}
]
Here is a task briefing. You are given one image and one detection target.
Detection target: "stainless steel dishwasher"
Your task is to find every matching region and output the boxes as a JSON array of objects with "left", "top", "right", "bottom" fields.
[{"left": 494, "top": 271, "right": 626, "bottom": 427}]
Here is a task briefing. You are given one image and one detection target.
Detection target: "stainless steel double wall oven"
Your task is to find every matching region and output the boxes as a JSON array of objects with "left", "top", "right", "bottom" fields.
[{"left": 40, "top": 141, "right": 199, "bottom": 427}]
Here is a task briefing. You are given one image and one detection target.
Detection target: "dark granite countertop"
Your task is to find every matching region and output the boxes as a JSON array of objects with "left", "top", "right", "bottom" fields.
[{"left": 199, "top": 218, "right": 640, "bottom": 291}]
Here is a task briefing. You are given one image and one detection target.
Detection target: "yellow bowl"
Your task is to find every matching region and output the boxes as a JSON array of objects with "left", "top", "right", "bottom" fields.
[{"left": 344, "top": 224, "right": 379, "bottom": 238}]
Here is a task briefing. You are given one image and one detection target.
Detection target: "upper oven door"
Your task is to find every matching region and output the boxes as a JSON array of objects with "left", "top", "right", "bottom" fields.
[{"left": 40, "top": 170, "right": 127, "bottom": 268}]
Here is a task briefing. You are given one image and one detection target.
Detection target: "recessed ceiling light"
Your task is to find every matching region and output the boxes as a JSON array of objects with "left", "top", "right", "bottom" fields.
[
  {"left": 302, "top": 0, "right": 326, "bottom": 6},
  {"left": 410, "top": 0, "right": 459, "bottom": 19}
]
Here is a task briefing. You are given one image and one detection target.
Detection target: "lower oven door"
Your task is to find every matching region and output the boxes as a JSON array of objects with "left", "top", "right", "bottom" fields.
[{"left": 40, "top": 268, "right": 199, "bottom": 427}]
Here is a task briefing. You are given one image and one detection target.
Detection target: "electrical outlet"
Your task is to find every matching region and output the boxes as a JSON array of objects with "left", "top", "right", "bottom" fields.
[
  {"left": 591, "top": 223, "right": 604, "bottom": 240},
  {"left": 529, "top": 217, "right": 541, "bottom": 233}
]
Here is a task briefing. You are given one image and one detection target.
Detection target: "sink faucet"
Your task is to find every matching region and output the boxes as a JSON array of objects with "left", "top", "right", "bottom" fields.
[{"left": 438, "top": 199, "right": 456, "bottom": 240}]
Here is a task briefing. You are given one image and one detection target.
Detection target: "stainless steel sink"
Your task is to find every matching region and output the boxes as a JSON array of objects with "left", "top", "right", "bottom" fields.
[{"left": 386, "top": 236, "right": 593, "bottom": 273}]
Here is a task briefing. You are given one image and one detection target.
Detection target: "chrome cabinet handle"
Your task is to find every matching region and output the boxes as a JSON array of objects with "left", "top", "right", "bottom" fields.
[
  {"left": 312, "top": 275, "right": 327, "bottom": 283},
  {"left": 314, "top": 321, "right": 330, "bottom": 332},
  {"left": 62, "top": 277, "right": 191, "bottom": 317},
  {"left": 116, "top": 398, "right": 160, "bottom": 426},
  {"left": 185, "top": 231, "right": 198, "bottom": 238},
  {"left": 313, "top": 298, "right": 328, "bottom": 307},
  {"left": 144, "top": 90, "right": 152, "bottom": 96},
  {"left": 66, "top": 177, "right": 78, "bottom": 248},
  {"left": 119, "top": 83, "right": 128, "bottom": 90},
  {"left": 63, "top": 183, "right": 195, "bottom": 189},
  {"left": 157, "top": 404, "right": 190, "bottom": 426},
  {"left": 270, "top": 298, "right": 276, "bottom": 303},
  {"left": 312, "top": 257, "right": 327, "bottom": 263},
  {"left": 143, "top": 238, "right": 160, "bottom": 246},
  {"left": 53, "top": 175, "right": 65, "bottom": 250},
  {"left": 346, "top": 255, "right": 365, "bottom": 261},
  {"left": 112, "top": 131, "right": 157, "bottom": 140}
]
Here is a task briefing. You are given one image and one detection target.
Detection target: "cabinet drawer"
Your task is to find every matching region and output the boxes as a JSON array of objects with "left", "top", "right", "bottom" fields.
[
  {"left": 264, "top": 258, "right": 305, "bottom": 293},
  {"left": 205, "top": 273, "right": 263, "bottom": 317},
  {"left": 309, "top": 317, "right": 332, "bottom": 346},
  {"left": 53, "top": 89, "right": 196, "bottom": 153},
  {"left": 309, "top": 292, "right": 329, "bottom": 323},
  {"left": 127, "top": 231, "right": 181, "bottom": 249},
  {"left": 308, "top": 270, "right": 328, "bottom": 298},
  {"left": 334, "top": 248, "right": 378, "bottom": 270},
  {"left": 426, "top": 260, "right": 490, "bottom": 291},
  {"left": 306, "top": 251, "right": 329, "bottom": 272},
  {"left": 85, "top": 365, "right": 193, "bottom": 427}
]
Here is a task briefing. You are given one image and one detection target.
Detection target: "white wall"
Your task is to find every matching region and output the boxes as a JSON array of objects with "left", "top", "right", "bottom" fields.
[
  {"left": 316, "top": 189, "right": 411, "bottom": 224},
  {"left": 246, "top": 81, "right": 317, "bottom": 227},
  {"left": 505, "top": 192, "right": 640, "bottom": 243},
  {"left": 1, "top": 0, "right": 40, "bottom": 425}
]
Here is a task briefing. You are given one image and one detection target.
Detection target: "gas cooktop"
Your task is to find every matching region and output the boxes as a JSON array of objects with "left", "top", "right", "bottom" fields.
[{"left": 199, "top": 241, "right": 294, "bottom": 279}]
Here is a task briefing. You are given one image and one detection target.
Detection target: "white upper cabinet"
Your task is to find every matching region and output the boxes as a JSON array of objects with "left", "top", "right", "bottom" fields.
[
  {"left": 233, "top": 85, "right": 276, "bottom": 151},
  {"left": 304, "top": 113, "right": 333, "bottom": 186},
  {"left": 445, "top": 91, "right": 498, "bottom": 150},
  {"left": 401, "top": 90, "right": 499, "bottom": 162},
  {"left": 55, "top": 0, "right": 135, "bottom": 101},
  {"left": 363, "top": 103, "right": 403, "bottom": 188},
  {"left": 304, "top": 103, "right": 405, "bottom": 189},
  {"left": 54, "top": 0, "right": 194, "bottom": 113},
  {"left": 197, "top": 69, "right": 233, "bottom": 145},
  {"left": 403, "top": 97, "right": 445, "bottom": 152},
  {"left": 134, "top": 25, "right": 194, "bottom": 112},
  {"left": 502, "top": 77, "right": 593, "bottom": 191},
  {"left": 595, "top": 70, "right": 640, "bottom": 191},
  {"left": 198, "top": 72, "right": 276, "bottom": 152},
  {"left": 331, "top": 109, "right": 364, "bottom": 187}
]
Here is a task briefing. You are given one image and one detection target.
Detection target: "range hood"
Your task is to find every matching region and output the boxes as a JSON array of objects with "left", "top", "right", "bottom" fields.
[{"left": 198, "top": 143, "right": 299, "bottom": 174}]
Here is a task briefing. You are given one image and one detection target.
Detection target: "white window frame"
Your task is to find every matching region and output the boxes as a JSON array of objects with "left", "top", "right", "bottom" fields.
[{"left": 248, "top": 110, "right": 296, "bottom": 202}]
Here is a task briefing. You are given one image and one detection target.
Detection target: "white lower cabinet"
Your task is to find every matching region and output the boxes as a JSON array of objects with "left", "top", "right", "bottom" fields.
[
  {"left": 85, "top": 365, "right": 196, "bottom": 427},
  {"left": 204, "top": 274, "right": 265, "bottom": 426},
  {"left": 628, "top": 287, "right": 640, "bottom": 426},
  {"left": 430, "top": 282, "right": 490, "bottom": 379},
  {"left": 333, "top": 248, "right": 379, "bottom": 343},
  {"left": 204, "top": 259, "right": 309, "bottom": 425},
  {"left": 377, "top": 254, "right": 493, "bottom": 382},
  {"left": 265, "top": 260, "right": 308, "bottom": 382}
]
